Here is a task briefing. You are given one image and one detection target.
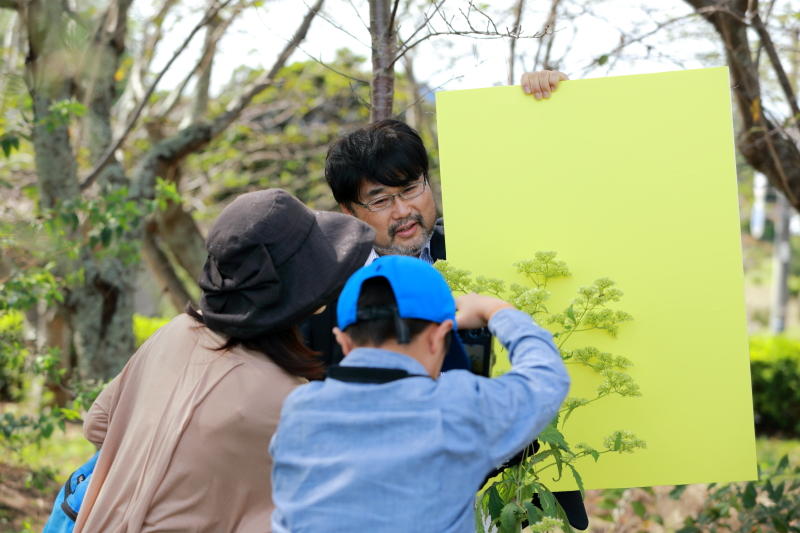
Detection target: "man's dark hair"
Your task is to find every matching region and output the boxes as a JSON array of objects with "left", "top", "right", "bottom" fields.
[
  {"left": 345, "top": 277, "right": 432, "bottom": 346},
  {"left": 325, "top": 119, "right": 429, "bottom": 208}
]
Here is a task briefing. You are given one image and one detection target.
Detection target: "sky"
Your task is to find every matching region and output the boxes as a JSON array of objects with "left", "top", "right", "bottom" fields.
[{"left": 142, "top": 0, "right": 719, "bottom": 97}]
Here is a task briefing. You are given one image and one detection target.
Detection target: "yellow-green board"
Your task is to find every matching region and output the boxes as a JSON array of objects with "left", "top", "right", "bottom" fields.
[{"left": 435, "top": 67, "right": 757, "bottom": 490}]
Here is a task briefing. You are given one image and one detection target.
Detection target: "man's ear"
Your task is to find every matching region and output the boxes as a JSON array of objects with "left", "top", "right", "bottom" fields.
[
  {"left": 427, "top": 320, "right": 453, "bottom": 357},
  {"left": 333, "top": 327, "right": 355, "bottom": 356},
  {"left": 339, "top": 203, "right": 355, "bottom": 217}
]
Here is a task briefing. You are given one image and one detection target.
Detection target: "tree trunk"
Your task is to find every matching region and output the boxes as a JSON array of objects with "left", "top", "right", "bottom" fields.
[
  {"left": 684, "top": 0, "right": 800, "bottom": 209},
  {"left": 21, "top": 0, "right": 137, "bottom": 379},
  {"left": 154, "top": 201, "right": 206, "bottom": 283},
  {"left": 142, "top": 223, "right": 195, "bottom": 311},
  {"left": 770, "top": 194, "right": 791, "bottom": 333},
  {"left": 369, "top": 0, "right": 397, "bottom": 121},
  {"left": 12, "top": 0, "right": 323, "bottom": 378},
  {"left": 22, "top": 0, "right": 80, "bottom": 209},
  {"left": 189, "top": 9, "right": 220, "bottom": 125},
  {"left": 69, "top": 0, "right": 137, "bottom": 379},
  {"left": 508, "top": 0, "right": 525, "bottom": 85},
  {"left": 532, "top": 0, "right": 560, "bottom": 71}
]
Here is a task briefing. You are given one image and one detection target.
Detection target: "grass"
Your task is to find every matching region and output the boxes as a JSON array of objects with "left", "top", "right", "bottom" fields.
[
  {"left": 755, "top": 436, "right": 800, "bottom": 471},
  {"left": 9, "top": 423, "right": 95, "bottom": 482}
]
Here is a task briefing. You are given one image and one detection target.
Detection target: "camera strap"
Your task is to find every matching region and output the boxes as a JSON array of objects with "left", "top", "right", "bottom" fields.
[{"left": 325, "top": 365, "right": 430, "bottom": 384}]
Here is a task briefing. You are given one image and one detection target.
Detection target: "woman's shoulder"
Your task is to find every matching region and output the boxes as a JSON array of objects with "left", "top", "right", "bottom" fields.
[{"left": 226, "top": 344, "right": 306, "bottom": 384}]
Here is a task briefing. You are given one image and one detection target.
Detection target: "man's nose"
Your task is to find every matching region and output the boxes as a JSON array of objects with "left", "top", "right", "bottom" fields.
[{"left": 391, "top": 195, "right": 413, "bottom": 217}]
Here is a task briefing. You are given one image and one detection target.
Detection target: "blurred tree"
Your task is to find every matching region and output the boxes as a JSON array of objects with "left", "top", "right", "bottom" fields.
[
  {"left": 0, "top": 0, "right": 324, "bottom": 379},
  {"left": 683, "top": 0, "right": 800, "bottom": 209},
  {"left": 362, "top": 0, "right": 547, "bottom": 119}
]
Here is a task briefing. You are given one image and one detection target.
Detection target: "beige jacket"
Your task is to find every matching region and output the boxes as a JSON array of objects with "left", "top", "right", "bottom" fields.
[{"left": 74, "top": 314, "right": 303, "bottom": 533}]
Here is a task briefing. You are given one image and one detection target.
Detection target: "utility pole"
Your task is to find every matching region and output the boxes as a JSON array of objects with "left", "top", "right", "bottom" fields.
[
  {"left": 769, "top": 26, "right": 800, "bottom": 333},
  {"left": 770, "top": 193, "right": 791, "bottom": 333}
]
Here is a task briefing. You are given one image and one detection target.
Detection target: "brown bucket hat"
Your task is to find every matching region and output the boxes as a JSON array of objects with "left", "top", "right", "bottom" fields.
[{"left": 199, "top": 189, "right": 374, "bottom": 339}]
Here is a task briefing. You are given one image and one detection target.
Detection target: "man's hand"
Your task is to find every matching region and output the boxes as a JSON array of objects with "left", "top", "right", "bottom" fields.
[
  {"left": 521, "top": 70, "right": 569, "bottom": 100},
  {"left": 455, "top": 293, "right": 514, "bottom": 330}
]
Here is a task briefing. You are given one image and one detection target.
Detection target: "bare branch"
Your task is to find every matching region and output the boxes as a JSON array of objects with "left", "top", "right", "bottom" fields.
[
  {"left": 209, "top": 0, "right": 324, "bottom": 137},
  {"left": 395, "top": 26, "right": 544, "bottom": 70},
  {"left": 346, "top": 0, "right": 369, "bottom": 31},
  {"left": 141, "top": 225, "right": 196, "bottom": 311},
  {"left": 396, "top": 0, "right": 446, "bottom": 57},
  {"left": 296, "top": 48, "right": 370, "bottom": 85},
  {"left": 138, "top": 0, "right": 182, "bottom": 82},
  {"left": 121, "top": 0, "right": 180, "bottom": 113},
  {"left": 752, "top": 0, "right": 777, "bottom": 68},
  {"left": 393, "top": 72, "right": 464, "bottom": 120},
  {"left": 149, "top": 3, "right": 246, "bottom": 119},
  {"left": 580, "top": 12, "right": 698, "bottom": 73},
  {"left": 130, "top": 0, "right": 324, "bottom": 200},
  {"left": 467, "top": 1, "right": 499, "bottom": 35},
  {"left": 80, "top": 0, "right": 236, "bottom": 191},
  {"left": 190, "top": 0, "right": 250, "bottom": 124},
  {"left": 388, "top": 0, "right": 400, "bottom": 35},
  {"left": 154, "top": 55, "right": 203, "bottom": 118},
  {"left": 685, "top": 0, "right": 800, "bottom": 208},
  {"left": 315, "top": 6, "right": 371, "bottom": 48},
  {"left": 749, "top": 11, "right": 800, "bottom": 127},
  {"left": 394, "top": 1, "right": 544, "bottom": 68}
]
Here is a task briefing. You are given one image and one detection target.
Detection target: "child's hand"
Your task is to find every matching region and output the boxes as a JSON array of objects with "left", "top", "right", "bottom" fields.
[
  {"left": 455, "top": 293, "right": 514, "bottom": 330},
  {"left": 521, "top": 70, "right": 569, "bottom": 100}
]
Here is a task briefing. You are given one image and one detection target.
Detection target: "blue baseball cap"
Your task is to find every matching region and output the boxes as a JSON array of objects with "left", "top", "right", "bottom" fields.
[{"left": 337, "top": 256, "right": 456, "bottom": 332}]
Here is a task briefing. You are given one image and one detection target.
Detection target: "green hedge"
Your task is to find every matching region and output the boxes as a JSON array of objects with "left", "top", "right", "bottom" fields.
[{"left": 750, "top": 335, "right": 800, "bottom": 437}]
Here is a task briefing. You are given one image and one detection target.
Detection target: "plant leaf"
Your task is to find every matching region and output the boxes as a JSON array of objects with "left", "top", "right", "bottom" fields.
[
  {"left": 487, "top": 485, "right": 504, "bottom": 520},
  {"left": 499, "top": 502, "right": 521, "bottom": 533},
  {"left": 742, "top": 481, "right": 756, "bottom": 509},
  {"left": 523, "top": 501, "right": 543, "bottom": 525}
]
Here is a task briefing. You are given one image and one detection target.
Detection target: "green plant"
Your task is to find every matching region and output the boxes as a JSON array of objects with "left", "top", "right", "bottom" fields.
[
  {"left": 0, "top": 349, "right": 105, "bottom": 455},
  {"left": 677, "top": 454, "right": 800, "bottom": 532},
  {"left": 749, "top": 336, "right": 800, "bottom": 437},
  {"left": 0, "top": 312, "right": 28, "bottom": 401},
  {"left": 436, "top": 252, "right": 645, "bottom": 533},
  {"left": 24, "top": 465, "right": 58, "bottom": 491}
]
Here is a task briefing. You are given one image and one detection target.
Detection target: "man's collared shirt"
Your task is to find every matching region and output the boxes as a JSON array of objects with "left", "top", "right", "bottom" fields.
[
  {"left": 365, "top": 238, "right": 434, "bottom": 265},
  {"left": 270, "top": 309, "right": 570, "bottom": 533}
]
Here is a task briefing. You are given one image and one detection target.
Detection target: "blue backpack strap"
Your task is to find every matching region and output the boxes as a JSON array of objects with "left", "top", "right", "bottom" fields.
[{"left": 43, "top": 451, "right": 100, "bottom": 532}]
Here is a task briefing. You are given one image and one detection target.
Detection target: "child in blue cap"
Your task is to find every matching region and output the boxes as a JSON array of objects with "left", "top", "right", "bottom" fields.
[{"left": 270, "top": 256, "right": 570, "bottom": 533}]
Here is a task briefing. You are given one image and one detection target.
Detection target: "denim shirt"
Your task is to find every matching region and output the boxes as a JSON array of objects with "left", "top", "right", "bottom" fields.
[{"left": 270, "top": 309, "right": 570, "bottom": 533}]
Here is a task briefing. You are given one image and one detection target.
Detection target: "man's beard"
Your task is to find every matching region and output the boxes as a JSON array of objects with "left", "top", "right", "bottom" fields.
[{"left": 373, "top": 214, "right": 434, "bottom": 257}]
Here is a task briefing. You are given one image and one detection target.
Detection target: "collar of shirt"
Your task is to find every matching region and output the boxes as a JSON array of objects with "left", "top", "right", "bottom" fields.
[
  {"left": 339, "top": 347, "right": 430, "bottom": 377},
  {"left": 364, "top": 238, "right": 434, "bottom": 266}
]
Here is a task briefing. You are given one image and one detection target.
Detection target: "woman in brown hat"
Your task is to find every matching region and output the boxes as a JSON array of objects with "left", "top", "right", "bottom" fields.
[{"left": 73, "top": 189, "right": 374, "bottom": 532}]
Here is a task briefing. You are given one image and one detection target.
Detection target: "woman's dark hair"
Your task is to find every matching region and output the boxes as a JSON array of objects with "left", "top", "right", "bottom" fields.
[
  {"left": 325, "top": 119, "right": 429, "bottom": 207},
  {"left": 344, "top": 277, "right": 432, "bottom": 346},
  {"left": 186, "top": 304, "right": 324, "bottom": 381}
]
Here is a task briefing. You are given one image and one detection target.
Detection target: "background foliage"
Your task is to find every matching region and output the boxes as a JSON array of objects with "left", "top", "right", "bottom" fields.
[{"left": 2, "top": 0, "right": 800, "bottom": 531}]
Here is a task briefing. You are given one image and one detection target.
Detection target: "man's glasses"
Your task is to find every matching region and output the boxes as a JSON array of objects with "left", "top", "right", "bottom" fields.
[{"left": 355, "top": 179, "right": 428, "bottom": 212}]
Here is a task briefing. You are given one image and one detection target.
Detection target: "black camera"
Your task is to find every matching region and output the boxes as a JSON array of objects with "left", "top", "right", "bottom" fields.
[{"left": 457, "top": 327, "right": 494, "bottom": 377}]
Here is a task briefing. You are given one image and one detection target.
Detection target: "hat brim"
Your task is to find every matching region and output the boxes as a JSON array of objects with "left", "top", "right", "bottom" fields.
[{"left": 264, "top": 210, "right": 374, "bottom": 332}]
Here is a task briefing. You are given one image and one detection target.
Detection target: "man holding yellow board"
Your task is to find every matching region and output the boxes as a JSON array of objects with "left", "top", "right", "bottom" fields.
[
  {"left": 435, "top": 67, "right": 757, "bottom": 491},
  {"left": 303, "top": 70, "right": 590, "bottom": 529}
]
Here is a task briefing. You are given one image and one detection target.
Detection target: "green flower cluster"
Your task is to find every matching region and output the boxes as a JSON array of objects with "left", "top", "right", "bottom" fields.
[{"left": 435, "top": 252, "right": 646, "bottom": 533}]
